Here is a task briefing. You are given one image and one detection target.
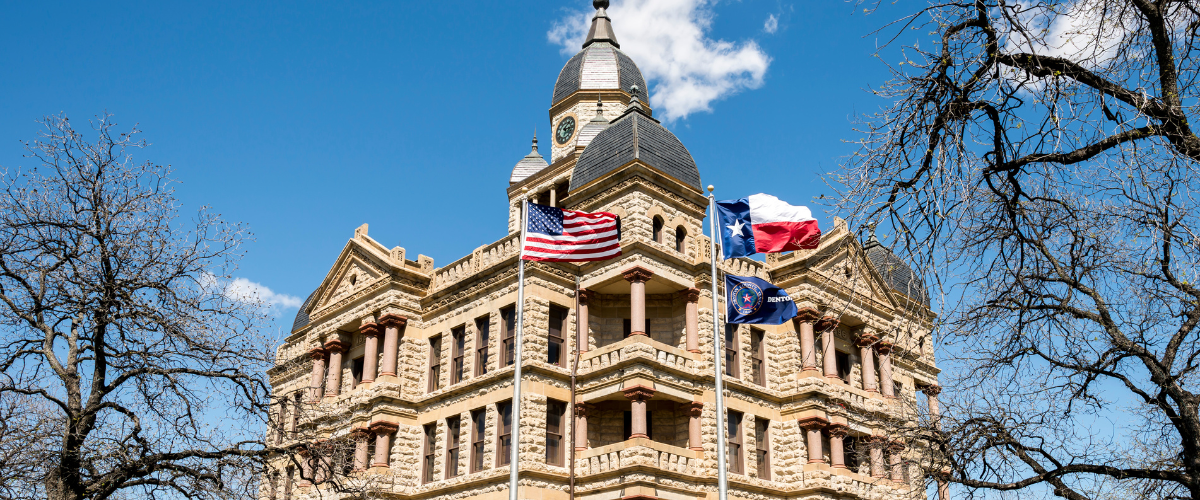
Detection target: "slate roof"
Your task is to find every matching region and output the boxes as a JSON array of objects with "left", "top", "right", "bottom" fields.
[
  {"left": 571, "top": 107, "right": 701, "bottom": 192},
  {"left": 552, "top": 43, "right": 647, "bottom": 106},
  {"left": 510, "top": 137, "right": 550, "bottom": 184},
  {"left": 291, "top": 290, "right": 318, "bottom": 331},
  {"left": 863, "top": 235, "right": 930, "bottom": 307}
]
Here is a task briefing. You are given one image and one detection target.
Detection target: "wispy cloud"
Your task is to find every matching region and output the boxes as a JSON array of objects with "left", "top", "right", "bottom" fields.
[
  {"left": 202, "top": 273, "right": 303, "bottom": 315},
  {"left": 548, "top": 0, "right": 772, "bottom": 122},
  {"left": 763, "top": 14, "right": 779, "bottom": 34}
]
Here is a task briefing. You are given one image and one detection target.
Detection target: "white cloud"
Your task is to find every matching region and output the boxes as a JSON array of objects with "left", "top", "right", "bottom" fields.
[
  {"left": 548, "top": 0, "right": 772, "bottom": 122},
  {"left": 1004, "top": 0, "right": 1131, "bottom": 68},
  {"left": 201, "top": 272, "right": 303, "bottom": 313},
  {"left": 764, "top": 14, "right": 778, "bottom": 34}
]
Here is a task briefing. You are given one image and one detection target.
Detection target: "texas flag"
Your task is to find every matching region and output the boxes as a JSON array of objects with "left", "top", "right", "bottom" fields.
[{"left": 715, "top": 194, "right": 820, "bottom": 260}]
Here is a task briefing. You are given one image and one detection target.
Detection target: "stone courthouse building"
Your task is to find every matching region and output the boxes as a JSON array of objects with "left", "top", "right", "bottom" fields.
[{"left": 264, "top": 2, "right": 943, "bottom": 500}]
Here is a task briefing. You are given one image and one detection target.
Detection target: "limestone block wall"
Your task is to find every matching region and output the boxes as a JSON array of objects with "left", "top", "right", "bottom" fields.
[
  {"left": 393, "top": 423, "right": 423, "bottom": 490},
  {"left": 588, "top": 406, "right": 625, "bottom": 448}
]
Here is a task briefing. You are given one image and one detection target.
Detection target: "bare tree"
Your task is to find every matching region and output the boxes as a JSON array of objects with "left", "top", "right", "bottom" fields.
[
  {"left": 0, "top": 114, "right": 278, "bottom": 500},
  {"left": 837, "top": 1, "right": 1200, "bottom": 498}
]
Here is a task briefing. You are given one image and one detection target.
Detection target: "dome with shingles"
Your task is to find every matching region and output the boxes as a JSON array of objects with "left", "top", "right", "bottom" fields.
[
  {"left": 551, "top": 4, "right": 646, "bottom": 106},
  {"left": 292, "top": 290, "right": 318, "bottom": 331},
  {"left": 510, "top": 135, "right": 550, "bottom": 184},
  {"left": 571, "top": 101, "right": 700, "bottom": 192},
  {"left": 863, "top": 233, "right": 930, "bottom": 307}
]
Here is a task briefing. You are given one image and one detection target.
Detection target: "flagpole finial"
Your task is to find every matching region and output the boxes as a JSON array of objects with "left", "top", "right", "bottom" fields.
[{"left": 707, "top": 185, "right": 714, "bottom": 193}]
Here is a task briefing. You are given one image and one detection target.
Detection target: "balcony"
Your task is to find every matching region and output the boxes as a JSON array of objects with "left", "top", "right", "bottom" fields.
[{"left": 576, "top": 438, "right": 702, "bottom": 477}]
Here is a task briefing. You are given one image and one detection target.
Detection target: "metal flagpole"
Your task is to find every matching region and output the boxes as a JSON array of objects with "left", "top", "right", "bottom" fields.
[
  {"left": 509, "top": 195, "right": 530, "bottom": 500},
  {"left": 706, "top": 185, "right": 728, "bottom": 500}
]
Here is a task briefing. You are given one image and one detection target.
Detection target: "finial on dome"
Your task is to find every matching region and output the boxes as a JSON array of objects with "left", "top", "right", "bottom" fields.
[
  {"left": 583, "top": 0, "right": 620, "bottom": 48},
  {"left": 531, "top": 130, "right": 539, "bottom": 153},
  {"left": 863, "top": 223, "right": 882, "bottom": 249}
]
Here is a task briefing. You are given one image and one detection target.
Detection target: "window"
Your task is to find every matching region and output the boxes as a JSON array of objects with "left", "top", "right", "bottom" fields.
[
  {"left": 675, "top": 226, "right": 686, "bottom": 252},
  {"left": 652, "top": 216, "right": 664, "bottom": 243},
  {"left": 622, "top": 410, "right": 654, "bottom": 440},
  {"left": 755, "top": 418, "right": 770, "bottom": 479},
  {"left": 501, "top": 306, "right": 516, "bottom": 366},
  {"left": 623, "top": 318, "right": 632, "bottom": 338},
  {"left": 475, "top": 316, "right": 490, "bottom": 376},
  {"left": 422, "top": 423, "right": 437, "bottom": 483},
  {"left": 836, "top": 350, "right": 852, "bottom": 384},
  {"left": 284, "top": 466, "right": 293, "bottom": 500},
  {"left": 445, "top": 416, "right": 461, "bottom": 479},
  {"left": 290, "top": 392, "right": 301, "bottom": 438},
  {"left": 351, "top": 357, "right": 364, "bottom": 387},
  {"left": 496, "top": 401, "right": 513, "bottom": 467},
  {"left": 724, "top": 324, "right": 740, "bottom": 378},
  {"left": 727, "top": 410, "right": 743, "bottom": 474},
  {"left": 471, "top": 409, "right": 486, "bottom": 473},
  {"left": 428, "top": 335, "right": 442, "bottom": 393},
  {"left": 451, "top": 326, "right": 466, "bottom": 384},
  {"left": 845, "top": 435, "right": 861, "bottom": 471},
  {"left": 546, "top": 400, "right": 566, "bottom": 466},
  {"left": 548, "top": 305, "right": 568, "bottom": 366},
  {"left": 750, "top": 328, "right": 765, "bottom": 386}
]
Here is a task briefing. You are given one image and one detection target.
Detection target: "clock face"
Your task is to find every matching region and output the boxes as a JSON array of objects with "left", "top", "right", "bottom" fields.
[{"left": 555, "top": 116, "right": 576, "bottom": 145}]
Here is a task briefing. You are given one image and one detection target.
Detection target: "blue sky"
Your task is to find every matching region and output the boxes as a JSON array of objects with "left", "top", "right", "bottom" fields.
[{"left": 0, "top": 0, "right": 913, "bottom": 321}]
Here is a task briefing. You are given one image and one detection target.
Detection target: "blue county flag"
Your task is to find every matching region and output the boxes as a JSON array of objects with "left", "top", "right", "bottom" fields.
[
  {"left": 521, "top": 203, "right": 622, "bottom": 262},
  {"left": 725, "top": 274, "right": 799, "bottom": 325}
]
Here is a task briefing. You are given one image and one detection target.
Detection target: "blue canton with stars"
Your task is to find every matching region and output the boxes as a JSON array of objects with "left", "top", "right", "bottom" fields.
[
  {"left": 715, "top": 198, "right": 755, "bottom": 260},
  {"left": 527, "top": 202, "right": 564, "bottom": 235}
]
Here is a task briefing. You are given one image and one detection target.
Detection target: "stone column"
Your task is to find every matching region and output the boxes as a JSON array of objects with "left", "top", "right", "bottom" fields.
[
  {"left": 937, "top": 471, "right": 951, "bottom": 500},
  {"left": 378, "top": 314, "right": 407, "bottom": 377},
  {"left": 360, "top": 322, "right": 380, "bottom": 384},
  {"left": 797, "top": 416, "right": 829, "bottom": 464},
  {"left": 794, "top": 309, "right": 820, "bottom": 371},
  {"left": 856, "top": 331, "right": 879, "bottom": 393},
  {"left": 578, "top": 290, "right": 593, "bottom": 353},
  {"left": 323, "top": 338, "right": 348, "bottom": 398},
  {"left": 827, "top": 423, "right": 849, "bottom": 469},
  {"left": 818, "top": 316, "right": 840, "bottom": 379},
  {"left": 623, "top": 385, "right": 655, "bottom": 439},
  {"left": 352, "top": 429, "right": 371, "bottom": 471},
  {"left": 298, "top": 448, "right": 313, "bottom": 485},
  {"left": 681, "top": 288, "right": 701, "bottom": 353},
  {"left": 878, "top": 341, "right": 895, "bottom": 398},
  {"left": 889, "top": 441, "right": 906, "bottom": 483},
  {"left": 307, "top": 348, "right": 326, "bottom": 403},
  {"left": 924, "top": 384, "right": 943, "bottom": 426},
  {"left": 574, "top": 403, "right": 593, "bottom": 451},
  {"left": 370, "top": 422, "right": 399, "bottom": 468},
  {"left": 687, "top": 402, "right": 704, "bottom": 451},
  {"left": 624, "top": 267, "right": 654, "bottom": 336},
  {"left": 868, "top": 436, "right": 887, "bottom": 478}
]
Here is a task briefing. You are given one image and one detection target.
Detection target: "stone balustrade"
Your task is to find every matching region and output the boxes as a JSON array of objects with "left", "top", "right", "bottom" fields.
[
  {"left": 576, "top": 437, "right": 701, "bottom": 477},
  {"left": 431, "top": 233, "right": 520, "bottom": 291},
  {"left": 577, "top": 335, "right": 696, "bottom": 374}
]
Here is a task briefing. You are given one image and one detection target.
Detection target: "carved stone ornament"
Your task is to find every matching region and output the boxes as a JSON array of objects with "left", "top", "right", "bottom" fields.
[
  {"left": 678, "top": 288, "right": 701, "bottom": 303},
  {"left": 359, "top": 322, "right": 381, "bottom": 337},
  {"left": 323, "top": 338, "right": 350, "bottom": 353},
  {"left": 622, "top": 384, "right": 656, "bottom": 401},
  {"left": 578, "top": 289, "right": 596, "bottom": 306},
  {"left": 876, "top": 341, "right": 894, "bottom": 355},
  {"left": 855, "top": 331, "right": 879, "bottom": 348},
  {"left": 826, "top": 423, "right": 850, "bottom": 438},
  {"left": 308, "top": 348, "right": 327, "bottom": 360},
  {"left": 793, "top": 308, "right": 821, "bottom": 323},
  {"left": 815, "top": 315, "right": 840, "bottom": 333},
  {"left": 797, "top": 415, "right": 830, "bottom": 430},
  {"left": 623, "top": 266, "right": 654, "bottom": 283},
  {"left": 369, "top": 421, "right": 399, "bottom": 434},
  {"left": 922, "top": 384, "right": 942, "bottom": 396},
  {"left": 378, "top": 313, "right": 407, "bottom": 329},
  {"left": 574, "top": 402, "right": 595, "bottom": 417},
  {"left": 887, "top": 440, "right": 907, "bottom": 452},
  {"left": 686, "top": 401, "right": 704, "bottom": 417}
]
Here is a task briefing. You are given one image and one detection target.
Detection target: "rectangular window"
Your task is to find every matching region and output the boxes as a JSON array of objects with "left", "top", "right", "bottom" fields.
[
  {"left": 475, "top": 316, "right": 490, "bottom": 376},
  {"left": 422, "top": 423, "right": 437, "bottom": 484},
  {"left": 290, "top": 392, "right": 301, "bottom": 438},
  {"left": 750, "top": 328, "right": 765, "bottom": 386},
  {"left": 724, "top": 324, "right": 740, "bottom": 378},
  {"left": 351, "top": 357, "right": 364, "bottom": 387},
  {"left": 428, "top": 335, "right": 443, "bottom": 393},
  {"left": 546, "top": 399, "right": 566, "bottom": 466},
  {"left": 471, "top": 408, "right": 486, "bottom": 473},
  {"left": 845, "top": 435, "right": 860, "bottom": 471},
  {"left": 755, "top": 418, "right": 770, "bottom": 479},
  {"left": 451, "top": 326, "right": 466, "bottom": 384},
  {"left": 727, "top": 410, "right": 743, "bottom": 474},
  {"left": 496, "top": 400, "right": 513, "bottom": 467},
  {"left": 547, "top": 305, "right": 567, "bottom": 367},
  {"left": 284, "top": 466, "right": 293, "bottom": 500},
  {"left": 836, "top": 351, "right": 852, "bottom": 383},
  {"left": 446, "top": 416, "right": 461, "bottom": 479},
  {"left": 501, "top": 306, "right": 516, "bottom": 366}
]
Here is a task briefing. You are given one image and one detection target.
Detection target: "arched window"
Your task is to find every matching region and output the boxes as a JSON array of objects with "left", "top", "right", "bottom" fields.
[
  {"left": 652, "top": 216, "right": 664, "bottom": 243},
  {"left": 675, "top": 226, "right": 686, "bottom": 252}
]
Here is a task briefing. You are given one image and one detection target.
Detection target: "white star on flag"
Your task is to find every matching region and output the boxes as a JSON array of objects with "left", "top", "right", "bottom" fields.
[{"left": 727, "top": 219, "right": 746, "bottom": 236}]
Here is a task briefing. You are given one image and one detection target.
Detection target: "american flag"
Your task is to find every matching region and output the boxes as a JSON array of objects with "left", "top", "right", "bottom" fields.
[{"left": 521, "top": 203, "right": 621, "bottom": 262}]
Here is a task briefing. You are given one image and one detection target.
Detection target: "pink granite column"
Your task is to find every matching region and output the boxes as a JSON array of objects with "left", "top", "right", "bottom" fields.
[
  {"left": 793, "top": 309, "right": 820, "bottom": 371},
  {"left": 687, "top": 402, "right": 704, "bottom": 451},
  {"left": 818, "top": 316, "right": 840, "bottom": 379},
  {"left": 323, "top": 338, "right": 348, "bottom": 398},
  {"left": 574, "top": 403, "right": 592, "bottom": 451},
  {"left": 798, "top": 416, "right": 829, "bottom": 463},
  {"left": 370, "top": 422, "right": 399, "bottom": 468},
  {"left": 924, "top": 384, "right": 943, "bottom": 426},
  {"left": 681, "top": 288, "right": 701, "bottom": 353},
  {"left": 827, "top": 423, "right": 849, "bottom": 469},
  {"left": 937, "top": 472, "right": 951, "bottom": 500},
  {"left": 889, "top": 441, "right": 906, "bottom": 482},
  {"left": 378, "top": 314, "right": 407, "bottom": 377},
  {"left": 878, "top": 341, "right": 895, "bottom": 398},
  {"left": 359, "top": 322, "right": 380, "bottom": 383},
  {"left": 307, "top": 348, "right": 327, "bottom": 403},
  {"left": 578, "top": 289, "right": 594, "bottom": 353},
  {"left": 868, "top": 436, "right": 887, "bottom": 478},
  {"left": 856, "top": 331, "right": 879, "bottom": 393},
  {"left": 623, "top": 385, "right": 655, "bottom": 439},
  {"left": 353, "top": 429, "right": 370, "bottom": 471},
  {"left": 624, "top": 267, "right": 653, "bottom": 336},
  {"left": 298, "top": 448, "right": 313, "bottom": 485}
]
